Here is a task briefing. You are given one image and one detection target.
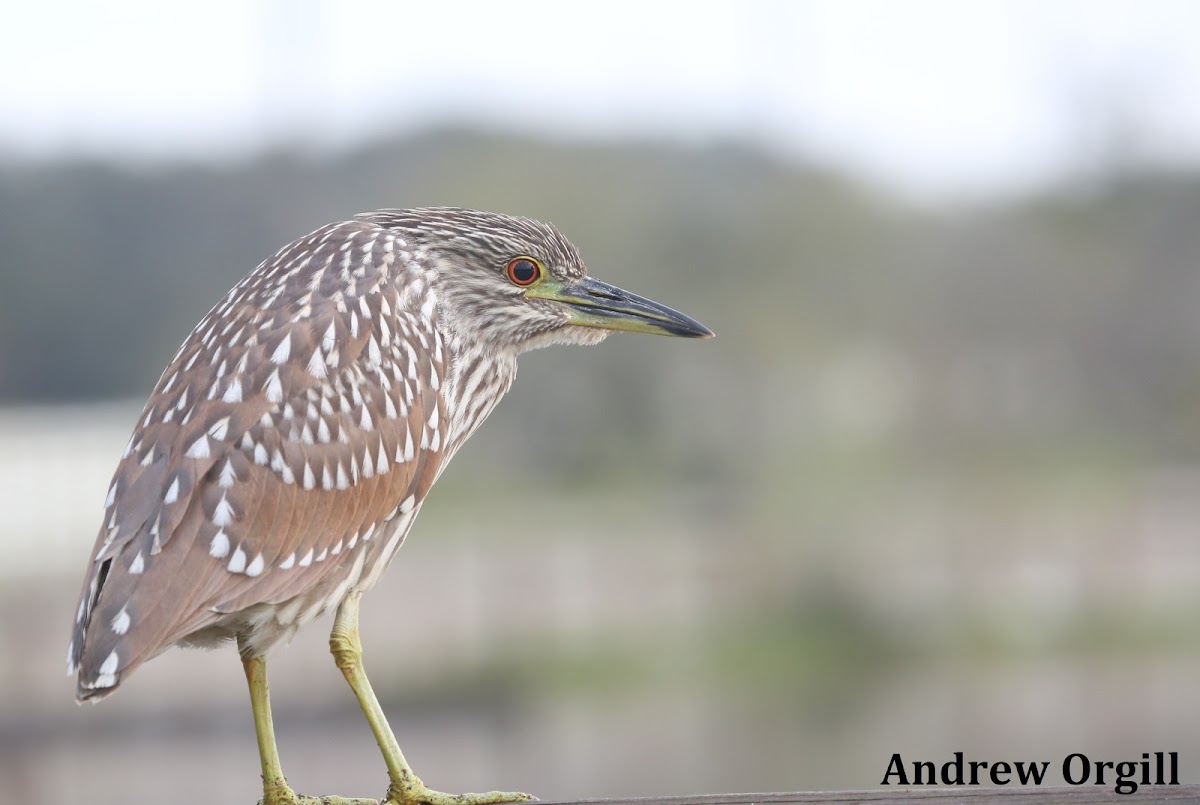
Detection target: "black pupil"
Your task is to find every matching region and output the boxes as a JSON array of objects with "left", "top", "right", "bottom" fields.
[{"left": 512, "top": 260, "right": 537, "bottom": 283}]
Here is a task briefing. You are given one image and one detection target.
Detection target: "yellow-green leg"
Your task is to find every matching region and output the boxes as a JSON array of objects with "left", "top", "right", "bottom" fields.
[
  {"left": 329, "top": 593, "right": 534, "bottom": 805},
  {"left": 242, "top": 645, "right": 376, "bottom": 805},
  {"left": 242, "top": 652, "right": 300, "bottom": 805}
]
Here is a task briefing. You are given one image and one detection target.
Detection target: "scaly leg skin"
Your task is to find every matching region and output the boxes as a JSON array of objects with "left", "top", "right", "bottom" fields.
[
  {"left": 242, "top": 646, "right": 378, "bottom": 805},
  {"left": 329, "top": 594, "right": 535, "bottom": 805}
]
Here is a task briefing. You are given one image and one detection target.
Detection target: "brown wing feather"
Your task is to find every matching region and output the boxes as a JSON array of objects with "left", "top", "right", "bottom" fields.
[{"left": 71, "top": 220, "right": 450, "bottom": 699}]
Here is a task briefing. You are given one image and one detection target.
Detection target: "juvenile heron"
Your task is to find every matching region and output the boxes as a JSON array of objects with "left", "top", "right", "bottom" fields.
[{"left": 68, "top": 207, "right": 712, "bottom": 805}]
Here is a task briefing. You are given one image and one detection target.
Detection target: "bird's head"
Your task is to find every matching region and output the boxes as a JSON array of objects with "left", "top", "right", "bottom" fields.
[{"left": 363, "top": 207, "right": 713, "bottom": 355}]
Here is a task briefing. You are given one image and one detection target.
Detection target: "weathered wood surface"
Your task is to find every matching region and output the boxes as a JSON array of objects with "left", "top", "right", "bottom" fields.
[{"left": 535, "top": 788, "right": 1200, "bottom": 805}]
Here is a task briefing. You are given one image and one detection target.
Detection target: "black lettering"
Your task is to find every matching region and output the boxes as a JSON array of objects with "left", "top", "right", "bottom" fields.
[
  {"left": 941, "top": 752, "right": 964, "bottom": 785},
  {"left": 1014, "top": 760, "right": 1049, "bottom": 785},
  {"left": 1114, "top": 761, "right": 1138, "bottom": 795},
  {"left": 912, "top": 760, "right": 935, "bottom": 784},
  {"left": 968, "top": 760, "right": 988, "bottom": 786},
  {"left": 990, "top": 760, "right": 1011, "bottom": 785},
  {"left": 1063, "top": 753, "right": 1090, "bottom": 785},
  {"left": 1170, "top": 751, "right": 1180, "bottom": 785},
  {"left": 1095, "top": 759, "right": 1114, "bottom": 786},
  {"left": 881, "top": 754, "right": 909, "bottom": 785},
  {"left": 1141, "top": 753, "right": 1152, "bottom": 786}
]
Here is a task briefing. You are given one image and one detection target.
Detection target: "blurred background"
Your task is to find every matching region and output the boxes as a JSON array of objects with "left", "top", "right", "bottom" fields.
[{"left": 2, "top": 0, "right": 1199, "bottom": 801}]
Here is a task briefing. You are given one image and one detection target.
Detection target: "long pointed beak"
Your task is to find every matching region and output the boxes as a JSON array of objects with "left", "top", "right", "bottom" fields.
[{"left": 541, "top": 276, "right": 714, "bottom": 338}]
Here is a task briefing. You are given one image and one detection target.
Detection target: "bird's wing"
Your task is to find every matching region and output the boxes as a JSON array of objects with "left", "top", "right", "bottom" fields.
[{"left": 71, "top": 220, "right": 450, "bottom": 697}]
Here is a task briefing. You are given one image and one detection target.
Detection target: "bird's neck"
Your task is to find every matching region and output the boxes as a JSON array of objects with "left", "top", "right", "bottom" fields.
[{"left": 440, "top": 333, "right": 519, "bottom": 458}]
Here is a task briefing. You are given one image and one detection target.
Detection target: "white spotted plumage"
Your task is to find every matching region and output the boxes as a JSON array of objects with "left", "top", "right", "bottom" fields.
[{"left": 69, "top": 207, "right": 614, "bottom": 702}]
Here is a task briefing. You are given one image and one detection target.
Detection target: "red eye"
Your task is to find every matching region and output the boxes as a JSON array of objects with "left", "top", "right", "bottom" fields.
[{"left": 506, "top": 257, "right": 541, "bottom": 287}]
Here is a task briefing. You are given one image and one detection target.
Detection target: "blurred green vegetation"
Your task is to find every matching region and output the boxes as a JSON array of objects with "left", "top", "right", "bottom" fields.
[{"left": 5, "top": 130, "right": 1200, "bottom": 468}]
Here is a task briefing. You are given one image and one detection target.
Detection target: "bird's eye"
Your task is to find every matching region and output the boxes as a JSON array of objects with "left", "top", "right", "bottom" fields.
[{"left": 505, "top": 257, "right": 542, "bottom": 287}]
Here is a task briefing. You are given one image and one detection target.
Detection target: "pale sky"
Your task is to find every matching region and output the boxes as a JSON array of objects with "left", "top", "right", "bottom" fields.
[{"left": 3, "top": 0, "right": 1200, "bottom": 197}]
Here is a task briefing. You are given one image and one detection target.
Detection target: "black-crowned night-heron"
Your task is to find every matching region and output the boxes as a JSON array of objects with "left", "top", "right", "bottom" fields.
[{"left": 68, "top": 207, "right": 712, "bottom": 805}]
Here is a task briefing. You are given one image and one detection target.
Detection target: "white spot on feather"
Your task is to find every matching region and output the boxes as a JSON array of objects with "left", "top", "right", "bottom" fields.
[
  {"left": 94, "top": 650, "right": 120, "bottom": 688},
  {"left": 400, "top": 426, "right": 414, "bottom": 462},
  {"left": 185, "top": 436, "right": 210, "bottom": 459},
  {"left": 361, "top": 446, "right": 374, "bottom": 479},
  {"left": 208, "top": 417, "right": 230, "bottom": 441},
  {"left": 279, "top": 553, "right": 295, "bottom": 570},
  {"left": 228, "top": 546, "right": 247, "bottom": 573},
  {"left": 265, "top": 369, "right": 283, "bottom": 403},
  {"left": 307, "top": 348, "right": 327, "bottom": 379},
  {"left": 217, "top": 459, "right": 237, "bottom": 488},
  {"left": 213, "top": 494, "right": 235, "bottom": 527},
  {"left": 271, "top": 449, "right": 295, "bottom": 484},
  {"left": 164, "top": 476, "right": 181, "bottom": 504},
  {"left": 271, "top": 333, "right": 292, "bottom": 364},
  {"left": 111, "top": 607, "right": 131, "bottom": 635},
  {"left": 245, "top": 553, "right": 265, "bottom": 577},
  {"left": 222, "top": 378, "right": 243, "bottom": 403},
  {"left": 210, "top": 530, "right": 230, "bottom": 558},
  {"left": 129, "top": 551, "right": 145, "bottom": 574}
]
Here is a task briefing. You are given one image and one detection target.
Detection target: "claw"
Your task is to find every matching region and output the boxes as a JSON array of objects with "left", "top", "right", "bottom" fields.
[
  {"left": 385, "top": 782, "right": 535, "bottom": 805},
  {"left": 261, "top": 795, "right": 378, "bottom": 805}
]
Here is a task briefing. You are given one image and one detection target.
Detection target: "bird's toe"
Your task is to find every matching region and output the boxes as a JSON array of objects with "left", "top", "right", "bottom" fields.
[{"left": 385, "top": 783, "right": 536, "bottom": 805}]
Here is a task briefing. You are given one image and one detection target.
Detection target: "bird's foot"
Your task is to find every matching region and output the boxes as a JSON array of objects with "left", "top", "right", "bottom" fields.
[
  {"left": 384, "top": 776, "right": 535, "bottom": 805},
  {"left": 258, "top": 780, "right": 377, "bottom": 805},
  {"left": 257, "top": 776, "right": 300, "bottom": 805}
]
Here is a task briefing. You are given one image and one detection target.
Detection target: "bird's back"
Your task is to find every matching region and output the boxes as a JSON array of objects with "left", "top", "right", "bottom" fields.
[{"left": 70, "top": 219, "right": 461, "bottom": 699}]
